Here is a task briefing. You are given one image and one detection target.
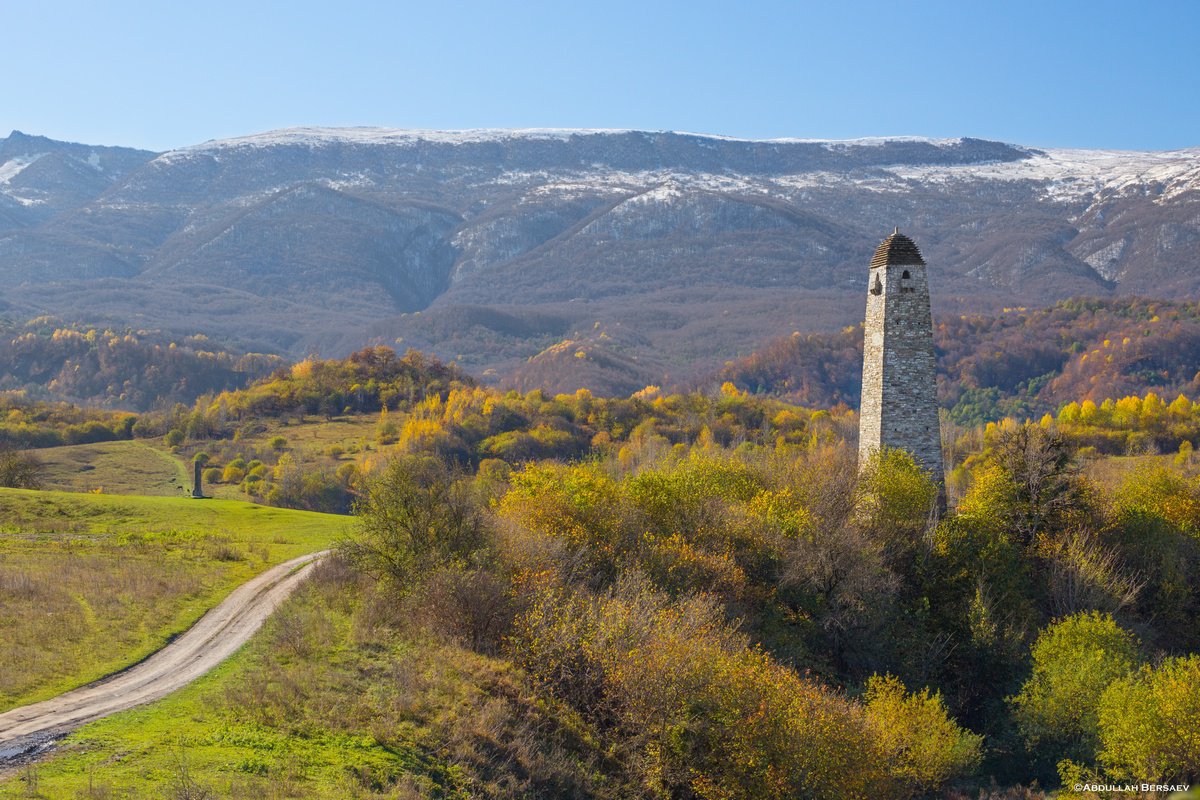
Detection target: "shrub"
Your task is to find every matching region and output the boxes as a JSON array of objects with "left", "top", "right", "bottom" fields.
[
  {"left": 376, "top": 421, "right": 398, "bottom": 445},
  {"left": 626, "top": 453, "right": 766, "bottom": 539},
  {"left": 1175, "top": 440, "right": 1194, "bottom": 467},
  {"left": 512, "top": 577, "right": 904, "bottom": 799},
  {"left": 64, "top": 420, "right": 119, "bottom": 445},
  {"left": 1098, "top": 654, "right": 1200, "bottom": 783},
  {"left": 267, "top": 459, "right": 352, "bottom": 514},
  {"left": 1115, "top": 466, "right": 1200, "bottom": 536},
  {"left": 855, "top": 447, "right": 938, "bottom": 566},
  {"left": 1010, "top": 612, "right": 1141, "bottom": 763},
  {"left": 341, "top": 455, "right": 485, "bottom": 586},
  {"left": 415, "top": 565, "right": 513, "bottom": 654},
  {"left": 863, "top": 674, "right": 983, "bottom": 798},
  {"left": 0, "top": 446, "right": 41, "bottom": 489},
  {"left": 499, "top": 462, "right": 632, "bottom": 580}
]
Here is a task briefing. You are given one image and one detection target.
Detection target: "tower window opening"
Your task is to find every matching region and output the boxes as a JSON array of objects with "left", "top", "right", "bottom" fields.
[{"left": 900, "top": 269, "right": 914, "bottom": 293}]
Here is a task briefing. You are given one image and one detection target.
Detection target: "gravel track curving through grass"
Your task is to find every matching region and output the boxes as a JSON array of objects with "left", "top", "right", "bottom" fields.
[{"left": 0, "top": 550, "right": 328, "bottom": 765}]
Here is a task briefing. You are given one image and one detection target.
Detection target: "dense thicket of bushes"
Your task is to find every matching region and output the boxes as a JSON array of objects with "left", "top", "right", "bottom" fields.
[
  {"left": 194, "top": 346, "right": 468, "bottom": 422},
  {"left": 0, "top": 397, "right": 136, "bottom": 448},
  {"left": 333, "top": 412, "right": 1200, "bottom": 796},
  {"left": 344, "top": 453, "right": 981, "bottom": 799}
]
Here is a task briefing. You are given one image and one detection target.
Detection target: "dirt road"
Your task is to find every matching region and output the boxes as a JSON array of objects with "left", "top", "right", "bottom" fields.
[{"left": 0, "top": 550, "right": 327, "bottom": 764}]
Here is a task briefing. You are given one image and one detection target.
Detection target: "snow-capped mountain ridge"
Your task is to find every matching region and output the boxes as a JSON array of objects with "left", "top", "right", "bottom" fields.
[
  {"left": 886, "top": 146, "right": 1200, "bottom": 203},
  {"left": 0, "top": 128, "right": 1197, "bottom": 383},
  {"left": 147, "top": 127, "right": 1010, "bottom": 179},
  {"left": 151, "top": 127, "right": 1200, "bottom": 206},
  {"left": 170, "top": 126, "right": 968, "bottom": 152}
]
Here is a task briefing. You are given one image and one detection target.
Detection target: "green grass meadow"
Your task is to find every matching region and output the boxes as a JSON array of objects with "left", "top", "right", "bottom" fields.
[
  {"left": 0, "top": 565, "right": 486, "bottom": 800},
  {"left": 33, "top": 440, "right": 191, "bottom": 497},
  {"left": 0, "top": 488, "right": 348, "bottom": 713}
]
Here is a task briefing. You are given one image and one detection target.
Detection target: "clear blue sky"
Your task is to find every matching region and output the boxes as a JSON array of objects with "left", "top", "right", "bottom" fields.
[{"left": 2, "top": 0, "right": 1196, "bottom": 152}]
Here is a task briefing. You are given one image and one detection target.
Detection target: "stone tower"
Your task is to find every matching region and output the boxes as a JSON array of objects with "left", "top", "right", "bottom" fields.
[
  {"left": 858, "top": 229, "right": 944, "bottom": 491},
  {"left": 191, "top": 460, "right": 205, "bottom": 499}
]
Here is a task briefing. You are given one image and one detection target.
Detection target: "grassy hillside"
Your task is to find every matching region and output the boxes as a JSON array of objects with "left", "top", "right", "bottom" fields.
[
  {"left": 34, "top": 439, "right": 189, "bottom": 496},
  {"left": 0, "top": 561, "right": 598, "bottom": 800},
  {"left": 18, "top": 412, "right": 381, "bottom": 507},
  {"left": 0, "top": 489, "right": 347, "bottom": 711}
]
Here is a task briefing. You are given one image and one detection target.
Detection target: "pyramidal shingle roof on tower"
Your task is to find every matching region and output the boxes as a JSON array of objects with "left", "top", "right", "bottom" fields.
[{"left": 870, "top": 229, "right": 925, "bottom": 269}]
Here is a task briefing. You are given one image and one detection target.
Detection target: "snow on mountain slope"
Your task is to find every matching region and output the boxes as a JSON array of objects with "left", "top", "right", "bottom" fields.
[
  {"left": 0, "top": 127, "right": 1196, "bottom": 385},
  {"left": 154, "top": 127, "right": 1200, "bottom": 217},
  {"left": 168, "top": 126, "right": 963, "bottom": 153},
  {"left": 0, "top": 132, "right": 155, "bottom": 221},
  {"left": 886, "top": 147, "right": 1200, "bottom": 202},
  {"left": 0, "top": 154, "right": 48, "bottom": 206},
  {"left": 0, "top": 153, "right": 46, "bottom": 184}
]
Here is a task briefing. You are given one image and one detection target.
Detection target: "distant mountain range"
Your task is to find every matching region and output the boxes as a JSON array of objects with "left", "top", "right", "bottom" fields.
[{"left": 0, "top": 127, "right": 1197, "bottom": 394}]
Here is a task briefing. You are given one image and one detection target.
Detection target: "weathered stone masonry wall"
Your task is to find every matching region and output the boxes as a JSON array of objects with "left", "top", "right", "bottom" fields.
[{"left": 858, "top": 239, "right": 945, "bottom": 491}]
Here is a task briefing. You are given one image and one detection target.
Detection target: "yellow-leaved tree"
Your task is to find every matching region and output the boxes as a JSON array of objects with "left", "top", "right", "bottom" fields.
[{"left": 1098, "top": 654, "right": 1200, "bottom": 784}]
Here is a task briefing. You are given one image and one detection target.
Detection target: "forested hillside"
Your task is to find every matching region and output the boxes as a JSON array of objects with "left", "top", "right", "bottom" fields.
[
  {"left": 8, "top": 295, "right": 1200, "bottom": 448},
  {"left": 722, "top": 297, "right": 1200, "bottom": 425},
  {"left": 0, "top": 316, "right": 283, "bottom": 409}
]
